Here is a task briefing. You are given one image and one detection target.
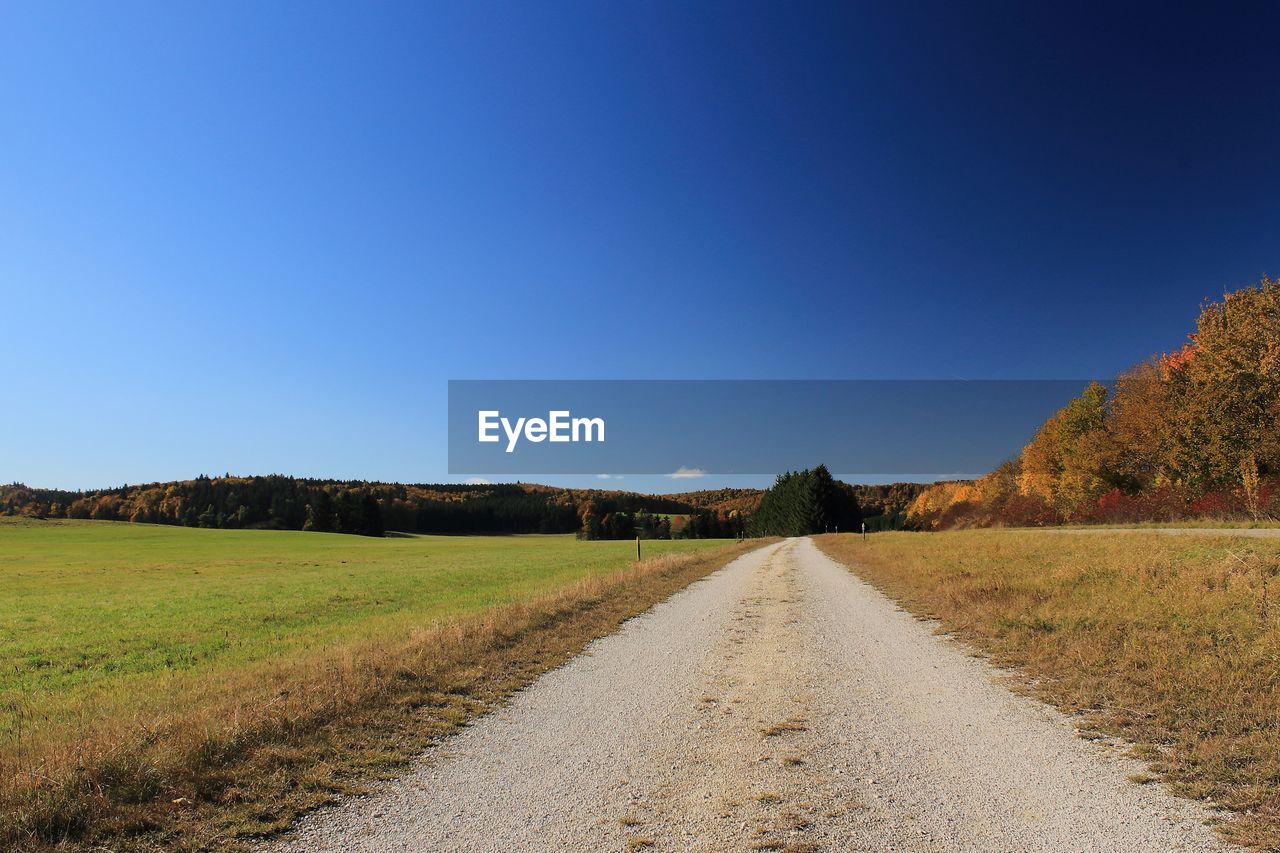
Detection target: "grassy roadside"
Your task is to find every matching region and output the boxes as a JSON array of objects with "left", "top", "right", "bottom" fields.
[
  {"left": 1054, "top": 521, "right": 1280, "bottom": 530},
  {"left": 1, "top": 520, "right": 764, "bottom": 850},
  {"left": 815, "top": 531, "right": 1280, "bottom": 848}
]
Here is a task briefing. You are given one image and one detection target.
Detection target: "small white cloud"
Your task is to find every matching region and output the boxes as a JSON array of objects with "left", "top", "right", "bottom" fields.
[
  {"left": 666, "top": 467, "right": 707, "bottom": 480},
  {"left": 596, "top": 473, "right": 624, "bottom": 480},
  {"left": 463, "top": 476, "right": 492, "bottom": 485}
]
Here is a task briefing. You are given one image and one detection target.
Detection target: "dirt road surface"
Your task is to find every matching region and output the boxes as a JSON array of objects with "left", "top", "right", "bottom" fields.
[{"left": 270, "top": 538, "right": 1230, "bottom": 852}]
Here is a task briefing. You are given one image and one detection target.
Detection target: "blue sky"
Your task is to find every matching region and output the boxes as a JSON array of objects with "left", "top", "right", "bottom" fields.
[{"left": 4, "top": 2, "right": 1278, "bottom": 491}]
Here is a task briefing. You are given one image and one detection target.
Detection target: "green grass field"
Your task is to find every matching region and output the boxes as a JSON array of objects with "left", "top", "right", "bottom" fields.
[
  {"left": 0, "top": 518, "right": 725, "bottom": 733},
  {"left": 1, "top": 518, "right": 751, "bottom": 847}
]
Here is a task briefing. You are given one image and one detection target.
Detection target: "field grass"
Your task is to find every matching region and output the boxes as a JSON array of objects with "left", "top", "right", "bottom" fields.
[
  {"left": 815, "top": 530, "right": 1280, "bottom": 848},
  {"left": 1057, "top": 520, "right": 1280, "bottom": 530},
  {"left": 0, "top": 518, "right": 755, "bottom": 849}
]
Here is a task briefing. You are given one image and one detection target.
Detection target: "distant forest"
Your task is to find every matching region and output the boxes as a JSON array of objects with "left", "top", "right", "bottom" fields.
[
  {"left": 909, "top": 277, "right": 1280, "bottom": 528},
  {"left": 844, "top": 482, "right": 932, "bottom": 531},
  {"left": 0, "top": 478, "right": 746, "bottom": 539},
  {"left": 664, "top": 488, "right": 764, "bottom": 516},
  {"left": 1, "top": 467, "right": 938, "bottom": 541},
  {"left": 577, "top": 506, "right": 745, "bottom": 541},
  {"left": 650, "top": 483, "right": 927, "bottom": 531}
]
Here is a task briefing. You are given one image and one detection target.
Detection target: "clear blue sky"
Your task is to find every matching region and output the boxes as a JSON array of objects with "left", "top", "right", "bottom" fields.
[{"left": 4, "top": 2, "right": 1278, "bottom": 491}]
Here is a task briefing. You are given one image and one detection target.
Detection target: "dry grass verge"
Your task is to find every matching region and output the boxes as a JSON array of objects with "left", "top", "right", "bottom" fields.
[
  {"left": 816, "top": 531, "right": 1280, "bottom": 848},
  {"left": 3, "top": 540, "right": 763, "bottom": 851}
]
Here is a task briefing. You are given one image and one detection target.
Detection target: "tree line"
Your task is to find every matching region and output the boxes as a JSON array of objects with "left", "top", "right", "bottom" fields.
[
  {"left": 576, "top": 505, "right": 745, "bottom": 540},
  {"left": 909, "top": 277, "right": 1280, "bottom": 528},
  {"left": 0, "top": 477, "right": 738, "bottom": 538},
  {"left": 845, "top": 482, "right": 931, "bottom": 531},
  {"left": 747, "top": 465, "right": 862, "bottom": 536}
]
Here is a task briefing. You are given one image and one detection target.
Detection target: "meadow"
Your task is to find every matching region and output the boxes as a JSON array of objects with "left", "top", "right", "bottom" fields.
[
  {"left": 817, "top": 530, "right": 1280, "bottom": 847},
  {"left": 0, "top": 518, "right": 752, "bottom": 849}
]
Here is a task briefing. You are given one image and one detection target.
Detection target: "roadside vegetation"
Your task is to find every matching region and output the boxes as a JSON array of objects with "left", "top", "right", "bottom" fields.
[
  {"left": 0, "top": 518, "right": 757, "bottom": 850},
  {"left": 909, "top": 277, "right": 1280, "bottom": 529},
  {"left": 1062, "top": 520, "right": 1280, "bottom": 530},
  {"left": 817, "top": 530, "right": 1280, "bottom": 847}
]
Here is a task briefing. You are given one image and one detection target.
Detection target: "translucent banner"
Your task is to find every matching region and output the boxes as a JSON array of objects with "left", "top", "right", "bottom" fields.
[{"left": 447, "top": 380, "right": 1098, "bottom": 477}]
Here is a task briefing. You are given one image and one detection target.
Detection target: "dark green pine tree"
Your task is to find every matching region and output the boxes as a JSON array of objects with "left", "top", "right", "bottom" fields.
[
  {"left": 306, "top": 489, "right": 335, "bottom": 533},
  {"left": 359, "top": 492, "right": 384, "bottom": 537}
]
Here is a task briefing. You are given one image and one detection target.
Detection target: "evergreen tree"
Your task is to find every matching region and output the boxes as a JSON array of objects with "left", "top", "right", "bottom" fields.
[
  {"left": 306, "top": 490, "right": 335, "bottom": 532},
  {"left": 748, "top": 465, "right": 861, "bottom": 536},
  {"left": 359, "top": 492, "right": 384, "bottom": 537}
]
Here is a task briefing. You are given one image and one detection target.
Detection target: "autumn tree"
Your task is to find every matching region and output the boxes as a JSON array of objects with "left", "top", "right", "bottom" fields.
[{"left": 1175, "top": 277, "right": 1280, "bottom": 486}]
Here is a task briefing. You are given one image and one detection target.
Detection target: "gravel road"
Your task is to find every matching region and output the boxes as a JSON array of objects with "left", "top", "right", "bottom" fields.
[{"left": 269, "top": 537, "right": 1231, "bottom": 852}]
